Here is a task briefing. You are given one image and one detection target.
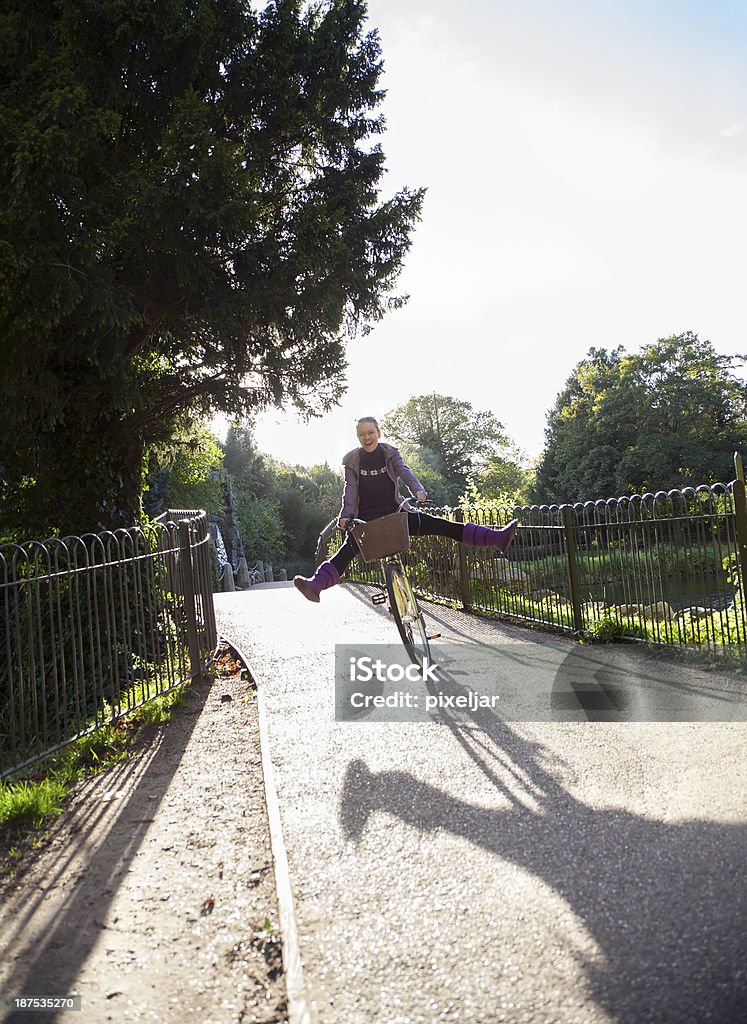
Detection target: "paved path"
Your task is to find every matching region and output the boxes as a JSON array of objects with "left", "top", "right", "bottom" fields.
[{"left": 215, "top": 583, "right": 747, "bottom": 1024}]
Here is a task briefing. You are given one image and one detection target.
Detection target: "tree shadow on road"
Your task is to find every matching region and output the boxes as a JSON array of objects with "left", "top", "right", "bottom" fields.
[{"left": 338, "top": 668, "right": 746, "bottom": 1023}]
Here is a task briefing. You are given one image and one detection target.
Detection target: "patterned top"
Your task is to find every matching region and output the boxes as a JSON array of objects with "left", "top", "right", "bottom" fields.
[
  {"left": 339, "top": 442, "right": 424, "bottom": 524},
  {"left": 357, "top": 445, "right": 398, "bottom": 519}
]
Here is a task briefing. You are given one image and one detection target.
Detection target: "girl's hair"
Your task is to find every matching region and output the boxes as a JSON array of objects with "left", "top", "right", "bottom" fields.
[{"left": 356, "top": 416, "right": 380, "bottom": 430}]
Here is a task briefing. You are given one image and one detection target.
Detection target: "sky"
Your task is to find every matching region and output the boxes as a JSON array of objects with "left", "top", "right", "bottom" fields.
[{"left": 238, "top": 0, "right": 747, "bottom": 470}]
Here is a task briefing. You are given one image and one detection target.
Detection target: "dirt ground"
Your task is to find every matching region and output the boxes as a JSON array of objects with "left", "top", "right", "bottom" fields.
[{"left": 0, "top": 643, "right": 288, "bottom": 1024}]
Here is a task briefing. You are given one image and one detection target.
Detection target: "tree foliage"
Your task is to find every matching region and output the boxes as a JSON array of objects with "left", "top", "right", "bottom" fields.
[
  {"left": 234, "top": 491, "right": 287, "bottom": 565},
  {"left": 142, "top": 419, "right": 224, "bottom": 517},
  {"left": 220, "top": 419, "right": 341, "bottom": 571},
  {"left": 0, "top": 0, "right": 423, "bottom": 538},
  {"left": 534, "top": 333, "right": 747, "bottom": 502},
  {"left": 222, "top": 422, "right": 268, "bottom": 489},
  {"left": 381, "top": 394, "right": 513, "bottom": 504},
  {"left": 306, "top": 462, "right": 346, "bottom": 521},
  {"left": 393, "top": 445, "right": 453, "bottom": 508},
  {"left": 465, "top": 452, "right": 534, "bottom": 507}
]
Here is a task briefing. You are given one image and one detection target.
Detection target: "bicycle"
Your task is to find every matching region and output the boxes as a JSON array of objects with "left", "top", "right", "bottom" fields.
[{"left": 345, "top": 500, "right": 440, "bottom": 666}]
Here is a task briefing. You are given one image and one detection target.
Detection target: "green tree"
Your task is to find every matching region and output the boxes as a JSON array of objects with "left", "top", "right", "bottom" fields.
[
  {"left": 534, "top": 347, "right": 632, "bottom": 501},
  {"left": 264, "top": 460, "right": 333, "bottom": 561},
  {"left": 222, "top": 421, "right": 268, "bottom": 491},
  {"left": 234, "top": 492, "right": 286, "bottom": 565},
  {"left": 382, "top": 394, "right": 512, "bottom": 503},
  {"left": 307, "top": 462, "right": 344, "bottom": 521},
  {"left": 395, "top": 446, "right": 453, "bottom": 507},
  {"left": 219, "top": 416, "right": 336, "bottom": 566},
  {"left": 143, "top": 419, "right": 223, "bottom": 517},
  {"left": 466, "top": 451, "right": 534, "bottom": 506},
  {"left": 534, "top": 333, "right": 747, "bottom": 502},
  {"left": 0, "top": 0, "right": 424, "bottom": 538},
  {"left": 617, "top": 335, "right": 747, "bottom": 490}
]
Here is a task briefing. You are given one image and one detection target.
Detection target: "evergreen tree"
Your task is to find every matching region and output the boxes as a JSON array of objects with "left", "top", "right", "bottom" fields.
[{"left": 0, "top": 0, "right": 423, "bottom": 537}]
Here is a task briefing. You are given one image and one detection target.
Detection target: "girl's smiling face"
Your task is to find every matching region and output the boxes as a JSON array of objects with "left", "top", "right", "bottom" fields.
[{"left": 356, "top": 419, "right": 381, "bottom": 453}]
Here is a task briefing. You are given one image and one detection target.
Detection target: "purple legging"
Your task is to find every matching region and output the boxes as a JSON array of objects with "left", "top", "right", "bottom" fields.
[{"left": 329, "top": 511, "right": 464, "bottom": 576}]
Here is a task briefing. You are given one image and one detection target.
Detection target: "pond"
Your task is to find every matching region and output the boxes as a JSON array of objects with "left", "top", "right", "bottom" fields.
[{"left": 581, "top": 571, "right": 734, "bottom": 612}]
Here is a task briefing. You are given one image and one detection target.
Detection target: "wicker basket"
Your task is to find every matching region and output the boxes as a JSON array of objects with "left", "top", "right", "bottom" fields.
[{"left": 350, "top": 511, "right": 410, "bottom": 561}]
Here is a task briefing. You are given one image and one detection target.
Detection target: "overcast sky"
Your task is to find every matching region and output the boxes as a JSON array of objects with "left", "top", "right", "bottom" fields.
[{"left": 245, "top": 0, "right": 747, "bottom": 469}]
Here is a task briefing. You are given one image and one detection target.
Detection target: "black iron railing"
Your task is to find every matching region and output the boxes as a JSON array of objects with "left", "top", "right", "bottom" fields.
[
  {"left": 1, "top": 512, "right": 217, "bottom": 778},
  {"left": 320, "top": 470, "right": 747, "bottom": 657}
]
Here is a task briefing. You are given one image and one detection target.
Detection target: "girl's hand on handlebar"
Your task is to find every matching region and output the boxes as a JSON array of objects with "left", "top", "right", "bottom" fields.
[
  {"left": 339, "top": 518, "right": 348, "bottom": 531},
  {"left": 415, "top": 490, "right": 428, "bottom": 501}
]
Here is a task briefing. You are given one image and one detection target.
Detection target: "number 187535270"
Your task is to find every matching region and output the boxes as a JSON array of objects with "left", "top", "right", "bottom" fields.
[{"left": 1, "top": 996, "right": 81, "bottom": 1011}]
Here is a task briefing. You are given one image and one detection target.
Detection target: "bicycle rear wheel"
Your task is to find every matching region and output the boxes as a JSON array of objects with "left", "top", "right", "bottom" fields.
[{"left": 385, "top": 562, "right": 431, "bottom": 667}]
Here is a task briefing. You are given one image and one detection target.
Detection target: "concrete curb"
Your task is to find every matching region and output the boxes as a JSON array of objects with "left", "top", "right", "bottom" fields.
[{"left": 222, "top": 636, "right": 316, "bottom": 1024}]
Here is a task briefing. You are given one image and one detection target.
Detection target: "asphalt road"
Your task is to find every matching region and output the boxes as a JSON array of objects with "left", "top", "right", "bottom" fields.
[{"left": 215, "top": 582, "right": 747, "bottom": 1024}]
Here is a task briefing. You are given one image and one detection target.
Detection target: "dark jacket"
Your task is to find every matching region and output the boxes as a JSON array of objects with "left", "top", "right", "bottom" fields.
[{"left": 339, "top": 443, "right": 424, "bottom": 523}]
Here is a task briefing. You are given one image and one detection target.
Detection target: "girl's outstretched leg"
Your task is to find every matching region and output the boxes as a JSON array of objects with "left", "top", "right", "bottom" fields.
[
  {"left": 408, "top": 511, "right": 518, "bottom": 555},
  {"left": 462, "top": 519, "right": 518, "bottom": 555},
  {"left": 293, "top": 560, "right": 340, "bottom": 602}
]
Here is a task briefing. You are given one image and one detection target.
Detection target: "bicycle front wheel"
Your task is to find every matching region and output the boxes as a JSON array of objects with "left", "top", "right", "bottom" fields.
[{"left": 385, "top": 562, "right": 431, "bottom": 667}]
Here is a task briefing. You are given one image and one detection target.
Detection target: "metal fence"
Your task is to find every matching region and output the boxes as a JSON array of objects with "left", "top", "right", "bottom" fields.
[
  {"left": 320, "top": 475, "right": 747, "bottom": 657},
  {"left": 1, "top": 512, "right": 217, "bottom": 778}
]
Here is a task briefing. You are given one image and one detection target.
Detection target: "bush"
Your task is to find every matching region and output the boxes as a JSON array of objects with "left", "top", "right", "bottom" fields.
[{"left": 233, "top": 492, "right": 286, "bottom": 564}]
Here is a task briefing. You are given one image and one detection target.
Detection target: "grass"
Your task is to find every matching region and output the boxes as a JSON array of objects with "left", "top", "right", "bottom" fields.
[
  {"left": 0, "top": 679, "right": 190, "bottom": 873},
  {"left": 0, "top": 643, "right": 247, "bottom": 881},
  {"left": 0, "top": 777, "right": 68, "bottom": 830}
]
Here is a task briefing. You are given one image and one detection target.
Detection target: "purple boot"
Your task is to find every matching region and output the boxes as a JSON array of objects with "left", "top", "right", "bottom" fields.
[
  {"left": 462, "top": 519, "right": 518, "bottom": 556},
  {"left": 293, "top": 561, "right": 340, "bottom": 602}
]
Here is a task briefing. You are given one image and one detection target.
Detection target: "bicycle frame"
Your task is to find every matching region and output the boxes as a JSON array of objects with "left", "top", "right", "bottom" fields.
[{"left": 344, "top": 514, "right": 435, "bottom": 665}]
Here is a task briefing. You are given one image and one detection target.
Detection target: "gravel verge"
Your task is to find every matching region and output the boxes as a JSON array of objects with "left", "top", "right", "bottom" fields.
[{"left": 0, "top": 642, "right": 288, "bottom": 1024}]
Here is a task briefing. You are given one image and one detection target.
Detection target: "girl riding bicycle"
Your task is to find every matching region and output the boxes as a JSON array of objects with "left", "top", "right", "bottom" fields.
[{"left": 293, "top": 416, "right": 518, "bottom": 602}]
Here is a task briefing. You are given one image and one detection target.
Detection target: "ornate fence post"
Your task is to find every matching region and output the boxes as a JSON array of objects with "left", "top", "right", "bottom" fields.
[
  {"left": 454, "top": 508, "right": 472, "bottom": 611},
  {"left": 178, "top": 520, "right": 203, "bottom": 680},
  {"left": 732, "top": 454, "right": 747, "bottom": 624},
  {"left": 562, "top": 505, "right": 584, "bottom": 633},
  {"left": 195, "top": 513, "right": 218, "bottom": 652}
]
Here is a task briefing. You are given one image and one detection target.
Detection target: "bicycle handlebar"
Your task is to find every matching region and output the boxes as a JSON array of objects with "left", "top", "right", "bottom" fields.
[{"left": 344, "top": 498, "right": 425, "bottom": 534}]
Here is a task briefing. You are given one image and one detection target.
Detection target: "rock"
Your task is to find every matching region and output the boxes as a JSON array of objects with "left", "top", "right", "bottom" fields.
[
  {"left": 470, "top": 561, "right": 529, "bottom": 589},
  {"left": 582, "top": 600, "right": 609, "bottom": 618},
  {"left": 677, "top": 606, "right": 710, "bottom": 619},
  {"left": 236, "top": 557, "right": 251, "bottom": 587},
  {"left": 642, "top": 601, "right": 674, "bottom": 622},
  {"left": 222, "top": 563, "right": 236, "bottom": 592}
]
